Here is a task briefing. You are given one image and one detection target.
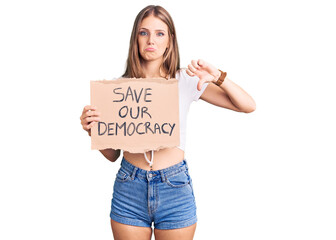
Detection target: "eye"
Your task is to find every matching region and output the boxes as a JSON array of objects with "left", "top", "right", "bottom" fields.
[
  {"left": 157, "top": 32, "right": 165, "bottom": 36},
  {"left": 139, "top": 31, "right": 147, "bottom": 36}
]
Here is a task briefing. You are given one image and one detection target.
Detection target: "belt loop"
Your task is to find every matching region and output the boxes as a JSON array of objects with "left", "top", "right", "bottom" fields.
[
  {"left": 184, "top": 159, "right": 189, "bottom": 171},
  {"left": 131, "top": 167, "right": 138, "bottom": 180},
  {"left": 159, "top": 170, "right": 166, "bottom": 182}
]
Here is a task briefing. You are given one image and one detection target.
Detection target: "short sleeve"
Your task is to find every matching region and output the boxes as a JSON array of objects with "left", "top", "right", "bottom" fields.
[
  {"left": 180, "top": 68, "right": 209, "bottom": 102},
  {"left": 193, "top": 81, "right": 209, "bottom": 101}
]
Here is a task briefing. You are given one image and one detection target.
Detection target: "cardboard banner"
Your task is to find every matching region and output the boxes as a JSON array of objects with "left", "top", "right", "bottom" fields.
[{"left": 90, "top": 78, "right": 180, "bottom": 153}]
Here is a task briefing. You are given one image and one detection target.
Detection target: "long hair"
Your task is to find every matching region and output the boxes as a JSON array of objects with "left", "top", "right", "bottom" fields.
[{"left": 122, "top": 5, "right": 180, "bottom": 79}]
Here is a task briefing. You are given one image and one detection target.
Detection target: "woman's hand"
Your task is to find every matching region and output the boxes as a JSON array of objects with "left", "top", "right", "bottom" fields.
[
  {"left": 80, "top": 105, "right": 101, "bottom": 136},
  {"left": 187, "top": 59, "right": 221, "bottom": 91}
]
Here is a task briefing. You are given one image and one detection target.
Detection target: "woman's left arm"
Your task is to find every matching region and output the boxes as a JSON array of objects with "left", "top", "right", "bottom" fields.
[{"left": 187, "top": 59, "right": 256, "bottom": 113}]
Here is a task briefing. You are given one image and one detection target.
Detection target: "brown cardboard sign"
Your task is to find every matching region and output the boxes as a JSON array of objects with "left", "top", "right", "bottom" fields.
[{"left": 90, "top": 78, "right": 180, "bottom": 153}]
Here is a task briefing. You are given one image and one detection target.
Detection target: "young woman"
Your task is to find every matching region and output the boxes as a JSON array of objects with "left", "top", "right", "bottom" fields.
[{"left": 80, "top": 5, "right": 256, "bottom": 240}]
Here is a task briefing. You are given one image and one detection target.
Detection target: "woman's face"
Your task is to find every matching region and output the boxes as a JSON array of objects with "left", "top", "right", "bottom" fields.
[{"left": 137, "top": 15, "right": 170, "bottom": 62}]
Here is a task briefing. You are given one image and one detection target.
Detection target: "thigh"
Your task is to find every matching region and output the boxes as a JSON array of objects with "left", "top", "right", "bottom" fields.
[
  {"left": 154, "top": 222, "right": 197, "bottom": 240},
  {"left": 111, "top": 219, "right": 153, "bottom": 240}
]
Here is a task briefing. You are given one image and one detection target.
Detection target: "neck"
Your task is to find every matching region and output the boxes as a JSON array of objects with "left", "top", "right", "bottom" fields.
[{"left": 141, "top": 58, "right": 167, "bottom": 78}]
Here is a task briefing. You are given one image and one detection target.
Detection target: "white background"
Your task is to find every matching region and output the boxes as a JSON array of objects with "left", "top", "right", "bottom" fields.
[{"left": 1, "top": 0, "right": 335, "bottom": 239}]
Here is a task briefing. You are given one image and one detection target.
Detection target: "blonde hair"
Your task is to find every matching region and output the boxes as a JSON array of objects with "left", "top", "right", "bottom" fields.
[{"left": 122, "top": 5, "right": 180, "bottom": 79}]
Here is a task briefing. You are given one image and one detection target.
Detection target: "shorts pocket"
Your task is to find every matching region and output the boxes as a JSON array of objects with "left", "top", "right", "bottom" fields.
[
  {"left": 165, "top": 170, "right": 190, "bottom": 188},
  {"left": 115, "top": 168, "right": 132, "bottom": 182}
]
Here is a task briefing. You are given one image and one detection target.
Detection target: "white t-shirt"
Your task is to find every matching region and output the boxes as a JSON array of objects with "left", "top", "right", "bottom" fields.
[{"left": 175, "top": 68, "right": 209, "bottom": 152}]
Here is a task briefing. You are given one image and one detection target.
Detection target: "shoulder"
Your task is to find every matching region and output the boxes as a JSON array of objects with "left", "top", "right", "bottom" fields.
[{"left": 175, "top": 68, "right": 187, "bottom": 79}]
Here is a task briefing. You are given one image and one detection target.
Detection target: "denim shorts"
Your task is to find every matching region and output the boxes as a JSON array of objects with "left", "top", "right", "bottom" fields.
[{"left": 110, "top": 156, "right": 197, "bottom": 230}]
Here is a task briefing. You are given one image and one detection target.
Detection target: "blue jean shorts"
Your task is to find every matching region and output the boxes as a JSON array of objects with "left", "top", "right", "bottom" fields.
[{"left": 110, "top": 156, "right": 197, "bottom": 230}]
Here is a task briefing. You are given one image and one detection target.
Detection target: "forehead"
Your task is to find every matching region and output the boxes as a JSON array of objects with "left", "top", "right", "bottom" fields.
[{"left": 139, "top": 15, "right": 168, "bottom": 31}]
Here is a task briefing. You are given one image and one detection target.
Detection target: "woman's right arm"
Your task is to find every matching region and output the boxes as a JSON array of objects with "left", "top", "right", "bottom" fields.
[{"left": 80, "top": 105, "right": 121, "bottom": 162}]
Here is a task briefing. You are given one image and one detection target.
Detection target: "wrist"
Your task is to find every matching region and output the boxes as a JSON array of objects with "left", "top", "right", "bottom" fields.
[
  {"left": 214, "top": 69, "right": 227, "bottom": 86},
  {"left": 212, "top": 69, "right": 221, "bottom": 83}
]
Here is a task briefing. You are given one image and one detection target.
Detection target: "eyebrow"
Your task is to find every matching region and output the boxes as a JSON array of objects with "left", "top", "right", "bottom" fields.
[{"left": 139, "top": 28, "right": 166, "bottom": 32}]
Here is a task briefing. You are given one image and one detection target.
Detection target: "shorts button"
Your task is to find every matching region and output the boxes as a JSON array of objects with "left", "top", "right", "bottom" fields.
[{"left": 148, "top": 173, "right": 153, "bottom": 178}]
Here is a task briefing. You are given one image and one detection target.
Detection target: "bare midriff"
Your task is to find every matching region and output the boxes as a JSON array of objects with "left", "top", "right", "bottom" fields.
[{"left": 123, "top": 147, "right": 185, "bottom": 171}]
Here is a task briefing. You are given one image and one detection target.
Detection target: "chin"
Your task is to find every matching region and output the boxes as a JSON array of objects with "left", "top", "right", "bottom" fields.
[{"left": 142, "top": 55, "right": 163, "bottom": 62}]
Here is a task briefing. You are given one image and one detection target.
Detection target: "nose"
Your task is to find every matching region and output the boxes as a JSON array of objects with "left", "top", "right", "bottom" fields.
[{"left": 147, "top": 33, "right": 154, "bottom": 45}]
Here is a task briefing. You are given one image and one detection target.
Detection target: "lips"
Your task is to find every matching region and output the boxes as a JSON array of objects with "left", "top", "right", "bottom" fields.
[{"left": 145, "top": 48, "right": 156, "bottom": 51}]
